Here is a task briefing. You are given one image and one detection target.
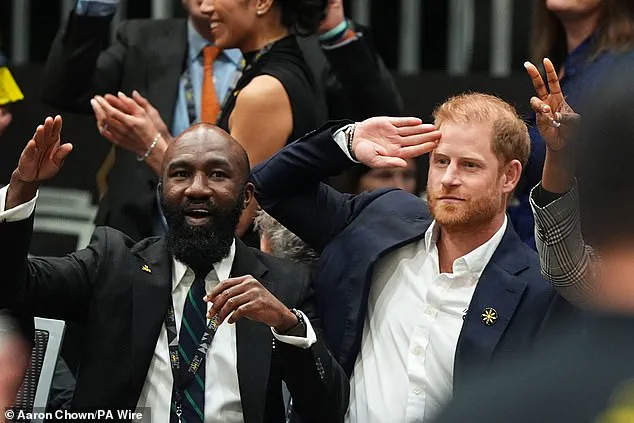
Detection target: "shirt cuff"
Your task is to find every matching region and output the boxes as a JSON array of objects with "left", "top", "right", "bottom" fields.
[
  {"left": 0, "top": 185, "right": 38, "bottom": 222},
  {"left": 333, "top": 124, "right": 359, "bottom": 163},
  {"left": 75, "top": 0, "right": 119, "bottom": 16},
  {"left": 271, "top": 310, "right": 316, "bottom": 349}
]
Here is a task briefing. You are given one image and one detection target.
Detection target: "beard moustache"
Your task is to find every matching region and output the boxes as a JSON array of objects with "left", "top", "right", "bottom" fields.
[
  {"left": 428, "top": 190, "right": 501, "bottom": 230},
  {"left": 161, "top": 190, "right": 245, "bottom": 275}
]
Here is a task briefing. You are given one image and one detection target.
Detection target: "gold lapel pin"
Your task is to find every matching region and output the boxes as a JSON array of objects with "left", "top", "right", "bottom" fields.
[
  {"left": 481, "top": 307, "right": 498, "bottom": 326},
  {"left": 141, "top": 264, "right": 152, "bottom": 274}
]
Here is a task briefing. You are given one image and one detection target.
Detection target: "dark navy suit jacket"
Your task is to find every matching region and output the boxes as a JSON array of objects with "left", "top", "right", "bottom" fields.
[{"left": 251, "top": 121, "right": 576, "bottom": 389}]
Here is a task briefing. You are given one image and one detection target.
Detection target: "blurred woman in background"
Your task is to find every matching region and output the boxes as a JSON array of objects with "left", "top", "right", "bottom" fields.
[
  {"left": 510, "top": 0, "right": 634, "bottom": 249},
  {"left": 201, "top": 0, "right": 328, "bottom": 241}
]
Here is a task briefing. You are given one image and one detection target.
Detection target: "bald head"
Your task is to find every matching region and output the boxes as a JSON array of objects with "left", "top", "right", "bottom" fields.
[{"left": 162, "top": 123, "right": 251, "bottom": 184}]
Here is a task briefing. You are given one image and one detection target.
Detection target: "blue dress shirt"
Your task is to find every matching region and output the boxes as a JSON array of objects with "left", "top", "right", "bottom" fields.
[{"left": 75, "top": 0, "right": 243, "bottom": 136}]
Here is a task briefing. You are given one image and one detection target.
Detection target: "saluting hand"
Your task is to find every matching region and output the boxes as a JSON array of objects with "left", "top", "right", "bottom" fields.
[
  {"left": 525, "top": 58, "right": 580, "bottom": 151},
  {"left": 352, "top": 116, "right": 441, "bottom": 168},
  {"left": 204, "top": 275, "right": 298, "bottom": 333}
]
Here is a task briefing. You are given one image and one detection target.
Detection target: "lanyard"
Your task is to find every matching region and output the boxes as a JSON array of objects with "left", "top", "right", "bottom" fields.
[
  {"left": 182, "top": 54, "right": 246, "bottom": 126},
  {"left": 165, "top": 297, "right": 221, "bottom": 421}
]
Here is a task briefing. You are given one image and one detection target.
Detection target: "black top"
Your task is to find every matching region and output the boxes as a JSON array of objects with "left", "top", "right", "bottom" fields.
[{"left": 217, "top": 35, "right": 327, "bottom": 144}]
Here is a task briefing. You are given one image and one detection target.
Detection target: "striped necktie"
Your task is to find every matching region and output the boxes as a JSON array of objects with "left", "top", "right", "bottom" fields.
[{"left": 170, "top": 268, "right": 219, "bottom": 423}]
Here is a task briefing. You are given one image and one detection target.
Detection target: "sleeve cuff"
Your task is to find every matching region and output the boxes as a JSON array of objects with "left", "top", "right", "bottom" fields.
[
  {"left": 75, "top": 0, "right": 119, "bottom": 16},
  {"left": 271, "top": 310, "right": 317, "bottom": 349},
  {"left": 529, "top": 182, "right": 578, "bottom": 214},
  {"left": 333, "top": 124, "right": 359, "bottom": 163},
  {"left": 0, "top": 185, "right": 38, "bottom": 222}
]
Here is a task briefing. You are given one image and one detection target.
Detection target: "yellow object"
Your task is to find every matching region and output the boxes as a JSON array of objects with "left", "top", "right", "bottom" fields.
[{"left": 0, "top": 67, "right": 24, "bottom": 105}]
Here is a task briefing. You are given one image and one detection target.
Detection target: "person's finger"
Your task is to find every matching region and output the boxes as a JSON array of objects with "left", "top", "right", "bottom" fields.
[
  {"left": 555, "top": 112, "right": 581, "bottom": 124},
  {"left": 206, "top": 275, "right": 252, "bottom": 301},
  {"left": 20, "top": 139, "right": 38, "bottom": 162},
  {"left": 399, "top": 141, "right": 439, "bottom": 159},
  {"left": 215, "top": 291, "right": 254, "bottom": 325},
  {"left": 95, "top": 96, "right": 133, "bottom": 125},
  {"left": 52, "top": 143, "right": 73, "bottom": 166},
  {"left": 117, "top": 91, "right": 143, "bottom": 114},
  {"left": 132, "top": 90, "right": 152, "bottom": 110},
  {"left": 43, "top": 116, "right": 55, "bottom": 140},
  {"left": 104, "top": 94, "right": 129, "bottom": 113},
  {"left": 388, "top": 117, "right": 423, "bottom": 128},
  {"left": 371, "top": 156, "right": 409, "bottom": 168},
  {"left": 529, "top": 96, "right": 551, "bottom": 115},
  {"left": 399, "top": 131, "right": 442, "bottom": 148},
  {"left": 227, "top": 299, "right": 259, "bottom": 324},
  {"left": 207, "top": 282, "right": 250, "bottom": 318},
  {"left": 396, "top": 123, "right": 438, "bottom": 138},
  {"left": 524, "top": 61, "right": 549, "bottom": 100},
  {"left": 33, "top": 124, "right": 46, "bottom": 148},
  {"left": 52, "top": 115, "right": 63, "bottom": 143},
  {"left": 91, "top": 98, "right": 108, "bottom": 123},
  {"left": 543, "top": 58, "right": 563, "bottom": 98}
]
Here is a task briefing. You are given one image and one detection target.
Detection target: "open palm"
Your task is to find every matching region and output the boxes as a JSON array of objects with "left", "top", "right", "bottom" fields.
[
  {"left": 525, "top": 58, "right": 579, "bottom": 151},
  {"left": 353, "top": 116, "right": 441, "bottom": 168},
  {"left": 15, "top": 116, "right": 73, "bottom": 182}
]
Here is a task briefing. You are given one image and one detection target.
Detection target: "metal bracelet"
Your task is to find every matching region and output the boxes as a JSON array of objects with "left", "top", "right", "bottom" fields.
[{"left": 136, "top": 133, "right": 161, "bottom": 162}]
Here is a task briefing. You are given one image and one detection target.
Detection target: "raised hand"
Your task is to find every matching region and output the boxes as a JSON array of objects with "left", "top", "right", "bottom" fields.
[
  {"left": 525, "top": 58, "right": 580, "bottom": 151},
  {"left": 352, "top": 116, "right": 441, "bottom": 168},
  {"left": 13, "top": 116, "right": 72, "bottom": 183}
]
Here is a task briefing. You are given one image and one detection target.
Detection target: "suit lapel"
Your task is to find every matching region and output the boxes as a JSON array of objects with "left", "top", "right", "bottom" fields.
[
  {"left": 147, "top": 19, "right": 188, "bottom": 128},
  {"left": 231, "top": 241, "right": 271, "bottom": 423},
  {"left": 130, "top": 238, "right": 173, "bottom": 400},
  {"left": 454, "top": 223, "right": 530, "bottom": 383}
]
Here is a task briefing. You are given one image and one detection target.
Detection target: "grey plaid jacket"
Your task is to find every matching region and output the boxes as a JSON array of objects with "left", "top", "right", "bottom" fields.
[{"left": 529, "top": 183, "right": 599, "bottom": 306}]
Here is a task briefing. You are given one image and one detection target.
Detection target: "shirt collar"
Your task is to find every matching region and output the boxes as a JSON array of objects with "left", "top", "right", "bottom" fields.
[
  {"left": 424, "top": 215, "right": 508, "bottom": 276},
  {"left": 187, "top": 19, "right": 243, "bottom": 66},
  {"left": 564, "top": 32, "right": 597, "bottom": 79},
  {"left": 172, "top": 238, "right": 236, "bottom": 292}
]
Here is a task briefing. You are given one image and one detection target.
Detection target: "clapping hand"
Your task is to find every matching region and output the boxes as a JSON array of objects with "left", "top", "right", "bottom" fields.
[
  {"left": 525, "top": 58, "right": 580, "bottom": 151},
  {"left": 91, "top": 91, "right": 171, "bottom": 173},
  {"left": 352, "top": 117, "right": 441, "bottom": 168}
]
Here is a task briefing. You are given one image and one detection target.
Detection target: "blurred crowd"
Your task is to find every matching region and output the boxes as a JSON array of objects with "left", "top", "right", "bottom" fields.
[{"left": 1, "top": 0, "right": 634, "bottom": 422}]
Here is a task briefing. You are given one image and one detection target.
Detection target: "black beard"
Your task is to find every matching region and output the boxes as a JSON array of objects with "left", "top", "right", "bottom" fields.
[{"left": 161, "top": 191, "right": 245, "bottom": 275}]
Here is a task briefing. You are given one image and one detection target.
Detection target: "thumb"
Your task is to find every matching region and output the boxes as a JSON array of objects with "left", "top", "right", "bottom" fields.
[
  {"left": 388, "top": 116, "right": 423, "bottom": 128},
  {"left": 52, "top": 143, "right": 74, "bottom": 167}
]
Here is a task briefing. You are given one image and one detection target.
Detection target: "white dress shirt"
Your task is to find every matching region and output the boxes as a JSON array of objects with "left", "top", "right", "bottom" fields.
[
  {"left": 0, "top": 185, "right": 317, "bottom": 423},
  {"left": 345, "top": 218, "right": 507, "bottom": 423}
]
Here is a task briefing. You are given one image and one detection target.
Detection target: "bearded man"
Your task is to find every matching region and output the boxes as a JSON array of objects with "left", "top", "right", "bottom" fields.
[
  {"left": 0, "top": 117, "right": 348, "bottom": 423},
  {"left": 250, "top": 93, "right": 576, "bottom": 423}
]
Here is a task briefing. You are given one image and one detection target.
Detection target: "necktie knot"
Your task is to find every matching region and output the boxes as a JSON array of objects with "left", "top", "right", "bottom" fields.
[{"left": 202, "top": 45, "right": 221, "bottom": 69}]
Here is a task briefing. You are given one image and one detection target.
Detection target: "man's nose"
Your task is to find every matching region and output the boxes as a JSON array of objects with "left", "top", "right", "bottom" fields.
[{"left": 184, "top": 172, "right": 212, "bottom": 198}]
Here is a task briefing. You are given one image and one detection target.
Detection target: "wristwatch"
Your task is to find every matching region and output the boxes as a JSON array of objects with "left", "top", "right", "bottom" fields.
[{"left": 344, "top": 124, "right": 358, "bottom": 161}]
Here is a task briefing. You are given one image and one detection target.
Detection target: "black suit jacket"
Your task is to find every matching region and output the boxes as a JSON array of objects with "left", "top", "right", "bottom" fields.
[
  {"left": 250, "top": 122, "right": 577, "bottom": 385},
  {"left": 0, "top": 217, "right": 348, "bottom": 423},
  {"left": 42, "top": 13, "right": 402, "bottom": 242}
]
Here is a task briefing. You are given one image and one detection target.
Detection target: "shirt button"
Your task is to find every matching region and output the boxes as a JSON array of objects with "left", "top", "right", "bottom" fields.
[
  {"left": 413, "top": 346, "right": 423, "bottom": 356},
  {"left": 424, "top": 306, "right": 434, "bottom": 316},
  {"left": 413, "top": 386, "right": 422, "bottom": 395}
]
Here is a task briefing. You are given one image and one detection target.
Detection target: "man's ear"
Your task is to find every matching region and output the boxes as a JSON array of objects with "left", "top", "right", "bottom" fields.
[
  {"left": 243, "top": 182, "right": 255, "bottom": 209},
  {"left": 501, "top": 159, "right": 522, "bottom": 194}
]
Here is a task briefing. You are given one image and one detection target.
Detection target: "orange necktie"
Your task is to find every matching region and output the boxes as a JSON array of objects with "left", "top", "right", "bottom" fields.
[{"left": 201, "top": 45, "right": 221, "bottom": 123}]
